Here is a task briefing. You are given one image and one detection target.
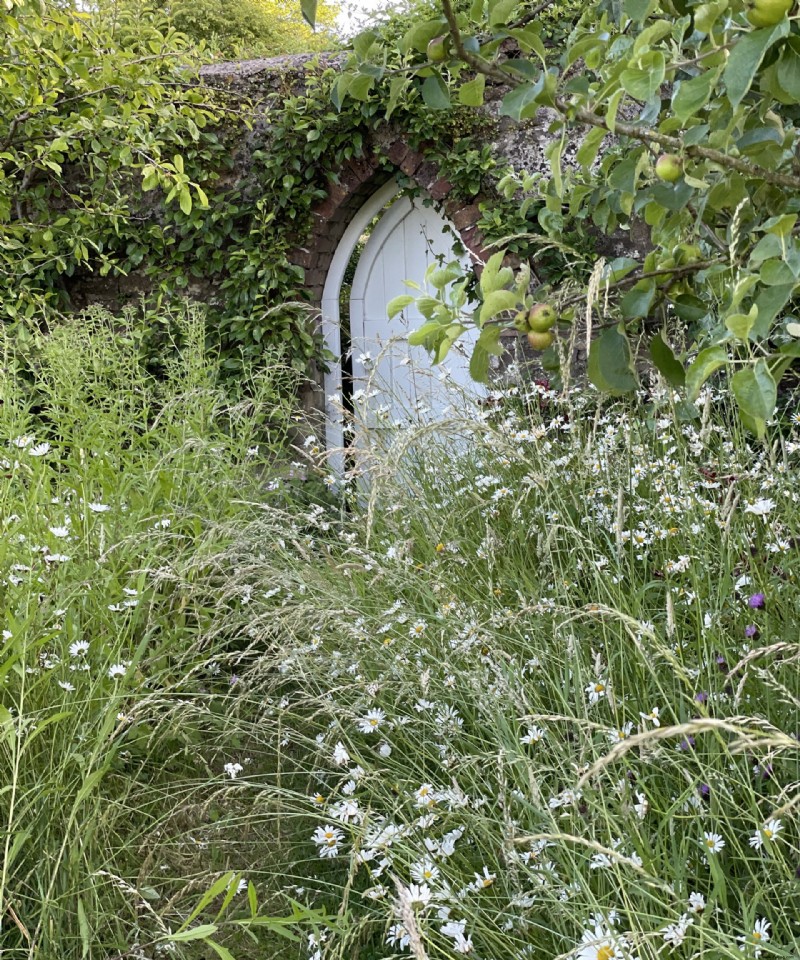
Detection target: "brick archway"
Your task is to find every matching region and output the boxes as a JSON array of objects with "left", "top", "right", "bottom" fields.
[
  {"left": 288, "top": 133, "right": 492, "bottom": 305},
  {"left": 289, "top": 132, "right": 496, "bottom": 434}
]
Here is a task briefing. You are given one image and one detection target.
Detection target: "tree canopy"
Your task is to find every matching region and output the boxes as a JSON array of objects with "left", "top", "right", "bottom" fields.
[
  {"left": 333, "top": 0, "right": 800, "bottom": 435},
  {"left": 99, "top": 0, "right": 341, "bottom": 58}
]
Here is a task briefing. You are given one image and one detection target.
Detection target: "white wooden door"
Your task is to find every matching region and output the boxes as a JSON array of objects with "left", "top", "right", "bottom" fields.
[{"left": 348, "top": 194, "right": 483, "bottom": 435}]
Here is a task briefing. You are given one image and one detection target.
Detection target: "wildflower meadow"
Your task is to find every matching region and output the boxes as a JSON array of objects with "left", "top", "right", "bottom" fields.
[{"left": 2, "top": 308, "right": 800, "bottom": 960}]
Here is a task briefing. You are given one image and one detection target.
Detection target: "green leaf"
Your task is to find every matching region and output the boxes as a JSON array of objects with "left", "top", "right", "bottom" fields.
[
  {"left": 732, "top": 360, "right": 777, "bottom": 437},
  {"left": 489, "top": 0, "right": 518, "bottom": 27},
  {"left": 775, "top": 40, "right": 800, "bottom": 99},
  {"left": 577, "top": 125, "right": 607, "bottom": 169},
  {"left": 78, "top": 898, "right": 90, "bottom": 958},
  {"left": 479, "top": 289, "right": 519, "bottom": 325},
  {"left": 301, "top": 0, "right": 317, "bottom": 26},
  {"left": 633, "top": 19, "right": 673, "bottom": 55},
  {"left": 672, "top": 68, "right": 719, "bottom": 124},
  {"left": 620, "top": 51, "right": 665, "bottom": 102},
  {"left": 352, "top": 29, "right": 378, "bottom": 58},
  {"left": 767, "top": 340, "right": 800, "bottom": 382},
  {"left": 686, "top": 345, "right": 727, "bottom": 400},
  {"left": 499, "top": 82, "right": 540, "bottom": 120},
  {"left": 619, "top": 278, "right": 656, "bottom": 319},
  {"left": 760, "top": 258, "right": 797, "bottom": 286},
  {"left": 400, "top": 20, "right": 446, "bottom": 54},
  {"left": 421, "top": 75, "right": 451, "bottom": 110},
  {"left": 605, "top": 87, "right": 626, "bottom": 134},
  {"left": 469, "top": 324, "right": 504, "bottom": 383},
  {"left": 480, "top": 251, "right": 508, "bottom": 295},
  {"left": 207, "top": 942, "right": 236, "bottom": 960},
  {"left": 753, "top": 283, "right": 794, "bottom": 337},
  {"left": 650, "top": 331, "right": 685, "bottom": 387},
  {"left": 725, "top": 304, "right": 759, "bottom": 340},
  {"left": 348, "top": 74, "right": 374, "bottom": 101},
  {"left": 179, "top": 187, "right": 192, "bottom": 216},
  {"left": 749, "top": 233, "right": 783, "bottom": 265},
  {"left": 248, "top": 882, "right": 258, "bottom": 919},
  {"left": 588, "top": 326, "right": 638, "bottom": 395},
  {"left": 624, "top": 0, "right": 657, "bottom": 19},
  {"left": 546, "top": 133, "right": 565, "bottom": 198},
  {"left": 458, "top": 74, "right": 486, "bottom": 106},
  {"left": 763, "top": 37, "right": 800, "bottom": 102},
  {"left": 723, "top": 22, "right": 788, "bottom": 108},
  {"left": 415, "top": 296, "right": 443, "bottom": 320},
  {"left": 387, "top": 295, "right": 415, "bottom": 319},
  {"left": 408, "top": 321, "right": 443, "bottom": 346},
  {"left": 167, "top": 924, "right": 219, "bottom": 942},
  {"left": 507, "top": 26, "right": 547, "bottom": 63}
]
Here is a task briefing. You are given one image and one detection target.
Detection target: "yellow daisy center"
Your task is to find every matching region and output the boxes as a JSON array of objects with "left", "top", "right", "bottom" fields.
[{"left": 597, "top": 947, "right": 614, "bottom": 960}]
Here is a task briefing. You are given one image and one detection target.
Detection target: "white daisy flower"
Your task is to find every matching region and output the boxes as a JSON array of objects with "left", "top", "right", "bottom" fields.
[
  {"left": 586, "top": 679, "right": 607, "bottom": 705},
  {"left": 356, "top": 708, "right": 386, "bottom": 734},
  {"left": 702, "top": 831, "right": 725, "bottom": 854},
  {"left": 749, "top": 818, "right": 783, "bottom": 850},
  {"left": 312, "top": 824, "right": 344, "bottom": 858},
  {"left": 520, "top": 725, "right": 546, "bottom": 745},
  {"left": 737, "top": 918, "right": 770, "bottom": 957}
]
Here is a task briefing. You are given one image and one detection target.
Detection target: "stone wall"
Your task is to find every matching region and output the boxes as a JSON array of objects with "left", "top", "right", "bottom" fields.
[{"left": 69, "top": 52, "right": 646, "bottom": 414}]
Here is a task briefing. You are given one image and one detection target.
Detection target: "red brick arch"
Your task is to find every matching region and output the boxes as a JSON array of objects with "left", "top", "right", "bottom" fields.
[{"left": 288, "top": 133, "right": 493, "bottom": 306}]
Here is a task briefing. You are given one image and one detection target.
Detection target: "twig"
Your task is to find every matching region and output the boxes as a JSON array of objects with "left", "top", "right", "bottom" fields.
[{"left": 439, "top": 0, "right": 800, "bottom": 192}]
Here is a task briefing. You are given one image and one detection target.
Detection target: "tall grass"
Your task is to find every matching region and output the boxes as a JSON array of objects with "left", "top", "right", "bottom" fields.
[
  {"left": 0, "top": 307, "right": 307, "bottom": 958},
  {"left": 196, "top": 380, "right": 800, "bottom": 960}
]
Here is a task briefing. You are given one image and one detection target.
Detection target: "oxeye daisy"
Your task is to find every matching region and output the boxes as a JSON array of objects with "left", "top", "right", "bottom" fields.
[
  {"left": 749, "top": 818, "right": 782, "bottom": 850},
  {"left": 575, "top": 923, "right": 627, "bottom": 960},
  {"left": 520, "top": 725, "right": 546, "bottom": 745},
  {"left": 737, "top": 918, "right": 770, "bottom": 957},
  {"left": 702, "top": 831, "right": 725, "bottom": 854},
  {"left": 356, "top": 708, "right": 386, "bottom": 733},
  {"left": 586, "top": 679, "right": 607, "bottom": 705},
  {"left": 410, "top": 859, "right": 440, "bottom": 885},
  {"left": 312, "top": 824, "right": 344, "bottom": 858}
]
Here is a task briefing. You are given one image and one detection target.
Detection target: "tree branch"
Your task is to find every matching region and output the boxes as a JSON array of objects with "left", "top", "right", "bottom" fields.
[{"left": 439, "top": 0, "right": 800, "bottom": 192}]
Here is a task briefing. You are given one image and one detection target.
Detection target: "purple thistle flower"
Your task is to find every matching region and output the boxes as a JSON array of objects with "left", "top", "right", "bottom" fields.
[
  {"left": 745, "top": 624, "right": 758, "bottom": 638},
  {"left": 748, "top": 592, "right": 765, "bottom": 609},
  {"left": 678, "top": 736, "right": 696, "bottom": 751},
  {"left": 694, "top": 692, "right": 708, "bottom": 704}
]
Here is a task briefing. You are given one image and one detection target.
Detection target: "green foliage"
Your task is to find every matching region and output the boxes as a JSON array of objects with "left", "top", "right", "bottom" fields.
[
  {"left": 104, "top": 0, "right": 342, "bottom": 59},
  {"left": 336, "top": 0, "right": 800, "bottom": 435}
]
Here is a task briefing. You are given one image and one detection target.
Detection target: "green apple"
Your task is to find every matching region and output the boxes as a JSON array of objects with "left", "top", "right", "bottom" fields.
[
  {"left": 655, "top": 154, "right": 683, "bottom": 183},
  {"left": 527, "top": 303, "right": 557, "bottom": 333},
  {"left": 747, "top": 0, "right": 793, "bottom": 26},
  {"left": 427, "top": 36, "right": 448, "bottom": 62},
  {"left": 527, "top": 330, "right": 554, "bottom": 351}
]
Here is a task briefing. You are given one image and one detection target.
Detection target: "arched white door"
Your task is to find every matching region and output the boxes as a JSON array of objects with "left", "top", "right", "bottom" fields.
[{"left": 322, "top": 183, "right": 483, "bottom": 466}]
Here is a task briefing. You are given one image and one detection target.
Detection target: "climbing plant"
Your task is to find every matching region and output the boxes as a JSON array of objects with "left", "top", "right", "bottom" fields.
[
  {"left": 337, "top": 0, "right": 800, "bottom": 435},
  {"left": 4, "top": 0, "right": 572, "bottom": 382}
]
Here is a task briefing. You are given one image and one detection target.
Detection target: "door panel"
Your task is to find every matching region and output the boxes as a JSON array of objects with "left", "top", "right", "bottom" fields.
[{"left": 350, "top": 194, "right": 483, "bottom": 437}]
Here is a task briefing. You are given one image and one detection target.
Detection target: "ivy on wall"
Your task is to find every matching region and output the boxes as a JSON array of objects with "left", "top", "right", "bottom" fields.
[{"left": 2, "top": 0, "right": 586, "bottom": 381}]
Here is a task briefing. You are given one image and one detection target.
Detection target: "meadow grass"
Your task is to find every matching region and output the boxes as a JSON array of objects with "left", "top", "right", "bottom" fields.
[
  {"left": 3, "top": 318, "right": 800, "bottom": 960},
  {"left": 0, "top": 307, "right": 312, "bottom": 958},
  {"left": 200, "top": 379, "right": 800, "bottom": 960}
]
